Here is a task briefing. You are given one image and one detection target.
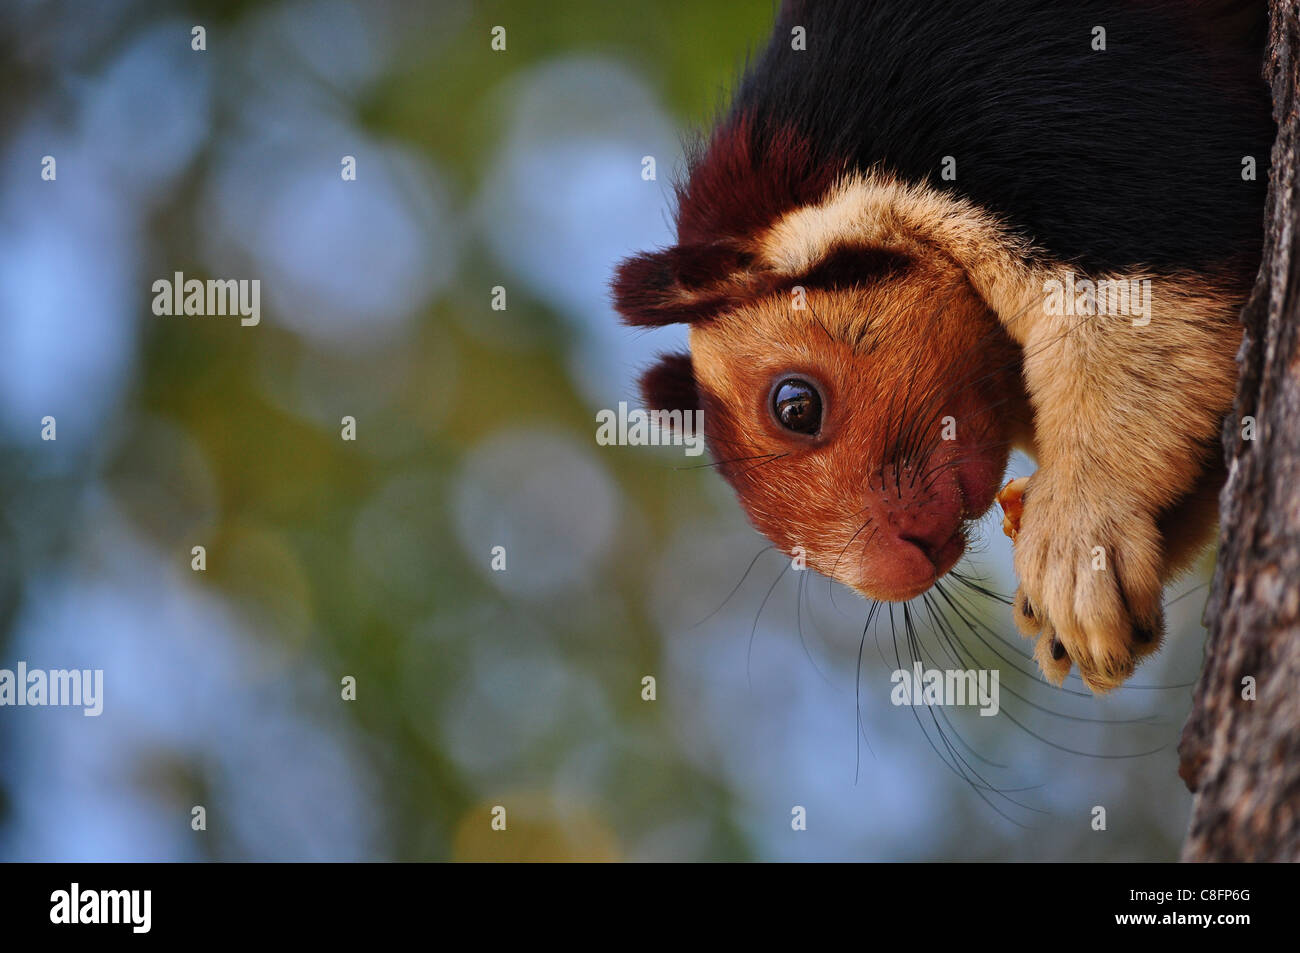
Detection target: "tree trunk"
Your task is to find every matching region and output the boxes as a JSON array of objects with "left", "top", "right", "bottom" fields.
[{"left": 1178, "top": 0, "right": 1300, "bottom": 862}]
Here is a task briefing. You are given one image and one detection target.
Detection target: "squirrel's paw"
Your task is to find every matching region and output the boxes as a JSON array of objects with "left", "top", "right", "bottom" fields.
[{"left": 998, "top": 474, "right": 1164, "bottom": 693}]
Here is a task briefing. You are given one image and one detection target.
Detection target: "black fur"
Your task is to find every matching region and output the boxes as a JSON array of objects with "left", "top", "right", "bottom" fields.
[
  {"left": 797, "top": 244, "right": 914, "bottom": 290},
  {"left": 707, "top": 0, "right": 1272, "bottom": 275}
]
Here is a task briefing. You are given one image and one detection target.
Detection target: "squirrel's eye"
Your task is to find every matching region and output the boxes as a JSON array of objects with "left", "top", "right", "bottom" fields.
[{"left": 772, "top": 378, "right": 823, "bottom": 435}]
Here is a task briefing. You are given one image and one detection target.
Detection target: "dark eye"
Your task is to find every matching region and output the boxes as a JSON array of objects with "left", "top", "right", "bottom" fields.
[{"left": 772, "top": 378, "right": 823, "bottom": 435}]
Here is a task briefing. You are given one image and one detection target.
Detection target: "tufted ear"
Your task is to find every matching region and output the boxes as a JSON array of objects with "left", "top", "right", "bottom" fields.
[
  {"left": 639, "top": 352, "right": 700, "bottom": 422},
  {"left": 611, "top": 243, "right": 756, "bottom": 327}
]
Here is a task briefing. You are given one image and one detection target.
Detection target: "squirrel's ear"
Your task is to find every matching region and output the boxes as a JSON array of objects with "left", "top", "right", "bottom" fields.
[
  {"left": 612, "top": 244, "right": 755, "bottom": 327},
  {"left": 639, "top": 352, "right": 700, "bottom": 419}
]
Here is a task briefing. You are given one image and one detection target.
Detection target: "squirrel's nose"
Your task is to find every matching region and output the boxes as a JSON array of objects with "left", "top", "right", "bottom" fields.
[{"left": 852, "top": 476, "right": 966, "bottom": 601}]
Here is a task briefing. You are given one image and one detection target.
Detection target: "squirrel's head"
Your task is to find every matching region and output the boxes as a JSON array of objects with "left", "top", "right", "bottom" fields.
[{"left": 613, "top": 182, "right": 1030, "bottom": 601}]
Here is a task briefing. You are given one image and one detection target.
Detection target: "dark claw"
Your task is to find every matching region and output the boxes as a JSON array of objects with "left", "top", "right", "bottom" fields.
[
  {"left": 1050, "top": 637, "right": 1066, "bottom": 661},
  {"left": 1021, "top": 596, "right": 1034, "bottom": 620}
]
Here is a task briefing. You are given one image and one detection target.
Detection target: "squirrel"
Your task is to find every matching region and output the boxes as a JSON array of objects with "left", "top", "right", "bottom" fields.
[{"left": 612, "top": 0, "right": 1274, "bottom": 693}]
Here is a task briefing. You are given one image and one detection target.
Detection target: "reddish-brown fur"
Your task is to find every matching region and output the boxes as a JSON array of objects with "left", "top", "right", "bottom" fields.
[
  {"left": 689, "top": 244, "right": 1031, "bottom": 601},
  {"left": 675, "top": 117, "right": 843, "bottom": 249}
]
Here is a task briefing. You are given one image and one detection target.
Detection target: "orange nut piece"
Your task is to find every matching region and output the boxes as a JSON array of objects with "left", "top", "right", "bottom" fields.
[{"left": 996, "top": 476, "right": 1029, "bottom": 542}]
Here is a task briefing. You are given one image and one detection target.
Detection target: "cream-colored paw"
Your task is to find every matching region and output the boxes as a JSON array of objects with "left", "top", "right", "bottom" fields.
[{"left": 1000, "top": 473, "right": 1164, "bottom": 693}]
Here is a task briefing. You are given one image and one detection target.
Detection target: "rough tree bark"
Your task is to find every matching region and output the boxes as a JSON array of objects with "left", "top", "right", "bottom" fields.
[{"left": 1178, "top": 0, "right": 1300, "bottom": 862}]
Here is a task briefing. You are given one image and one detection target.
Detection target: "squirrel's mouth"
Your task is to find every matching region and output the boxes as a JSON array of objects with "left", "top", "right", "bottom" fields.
[
  {"left": 914, "top": 529, "right": 966, "bottom": 577},
  {"left": 847, "top": 444, "right": 1004, "bottom": 602},
  {"left": 859, "top": 528, "right": 966, "bottom": 603}
]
